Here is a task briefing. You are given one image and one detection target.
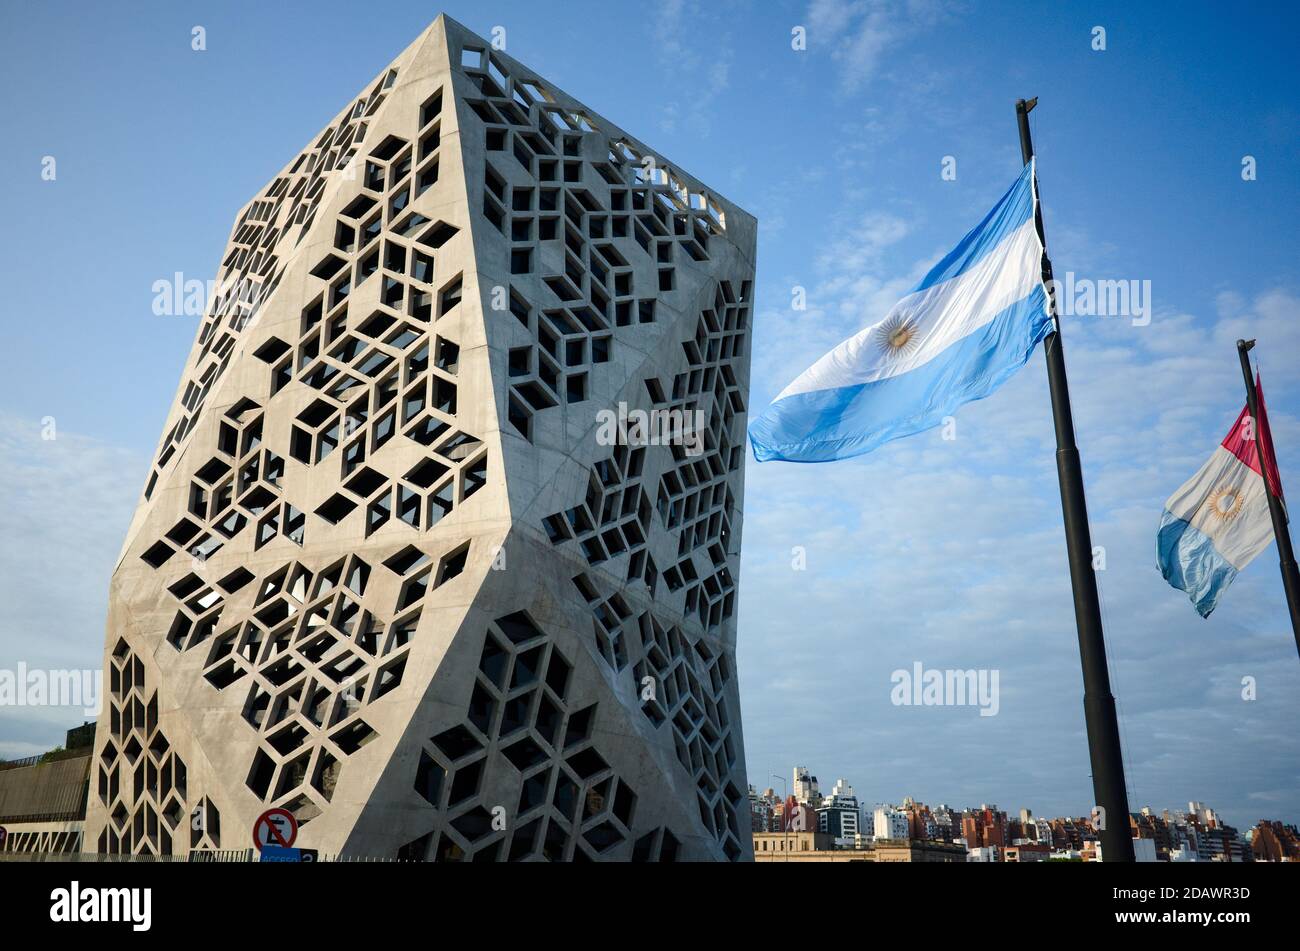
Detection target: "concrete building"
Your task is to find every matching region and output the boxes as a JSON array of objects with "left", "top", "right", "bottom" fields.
[
  {"left": 817, "top": 778, "right": 861, "bottom": 847},
  {"left": 84, "top": 14, "right": 756, "bottom": 862},
  {"left": 1003, "top": 844, "right": 1050, "bottom": 862},
  {"left": 752, "top": 831, "right": 963, "bottom": 863},
  {"left": 792, "top": 766, "right": 819, "bottom": 804},
  {"left": 753, "top": 830, "right": 871, "bottom": 862},
  {"left": 750, "top": 786, "right": 778, "bottom": 833},
  {"left": 0, "top": 725, "right": 95, "bottom": 855},
  {"left": 874, "top": 840, "right": 965, "bottom": 862},
  {"left": 874, "top": 806, "right": 910, "bottom": 842}
]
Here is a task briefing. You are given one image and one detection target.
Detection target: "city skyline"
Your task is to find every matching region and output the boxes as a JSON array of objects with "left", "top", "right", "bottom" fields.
[{"left": 748, "top": 764, "right": 1295, "bottom": 861}]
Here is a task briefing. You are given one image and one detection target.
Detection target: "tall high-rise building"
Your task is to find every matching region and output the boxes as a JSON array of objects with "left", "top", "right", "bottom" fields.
[
  {"left": 793, "top": 767, "right": 820, "bottom": 804},
  {"left": 85, "top": 15, "right": 756, "bottom": 862}
]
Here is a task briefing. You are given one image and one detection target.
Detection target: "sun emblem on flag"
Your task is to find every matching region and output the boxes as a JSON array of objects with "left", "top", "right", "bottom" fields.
[
  {"left": 1204, "top": 485, "right": 1245, "bottom": 521},
  {"left": 874, "top": 313, "right": 920, "bottom": 360}
]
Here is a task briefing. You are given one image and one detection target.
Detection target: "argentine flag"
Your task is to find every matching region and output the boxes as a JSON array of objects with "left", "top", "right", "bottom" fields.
[{"left": 749, "top": 161, "right": 1054, "bottom": 463}]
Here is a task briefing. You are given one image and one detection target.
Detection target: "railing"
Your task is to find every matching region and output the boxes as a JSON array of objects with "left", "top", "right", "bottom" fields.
[
  {"left": 0, "top": 850, "right": 406, "bottom": 863},
  {"left": 0, "top": 748, "right": 92, "bottom": 771}
]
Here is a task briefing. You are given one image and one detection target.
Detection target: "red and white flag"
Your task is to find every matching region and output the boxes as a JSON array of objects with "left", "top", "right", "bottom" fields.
[{"left": 1157, "top": 374, "right": 1283, "bottom": 617}]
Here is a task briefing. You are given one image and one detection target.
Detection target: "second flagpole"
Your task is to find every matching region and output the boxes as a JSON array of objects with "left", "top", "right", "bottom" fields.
[
  {"left": 1016, "top": 98, "right": 1135, "bottom": 862},
  {"left": 1235, "top": 339, "right": 1300, "bottom": 662}
]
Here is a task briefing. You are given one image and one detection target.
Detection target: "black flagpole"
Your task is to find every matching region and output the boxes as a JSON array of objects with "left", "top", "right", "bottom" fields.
[
  {"left": 1235, "top": 339, "right": 1300, "bottom": 661},
  {"left": 1016, "top": 98, "right": 1135, "bottom": 862}
]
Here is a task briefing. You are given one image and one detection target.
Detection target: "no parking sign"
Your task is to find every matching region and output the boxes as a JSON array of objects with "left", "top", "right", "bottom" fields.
[{"left": 252, "top": 808, "right": 298, "bottom": 851}]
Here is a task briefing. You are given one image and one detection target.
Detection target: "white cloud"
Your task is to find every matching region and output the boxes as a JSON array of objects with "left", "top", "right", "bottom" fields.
[{"left": 805, "top": 0, "right": 950, "bottom": 94}]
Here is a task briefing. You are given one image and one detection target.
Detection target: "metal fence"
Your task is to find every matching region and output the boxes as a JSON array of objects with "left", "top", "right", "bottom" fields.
[
  {"left": 0, "top": 748, "right": 92, "bottom": 771},
  {"left": 0, "top": 850, "right": 404, "bottom": 863}
]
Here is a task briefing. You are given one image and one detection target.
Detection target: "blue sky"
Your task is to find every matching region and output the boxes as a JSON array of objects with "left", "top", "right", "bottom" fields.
[{"left": 1, "top": 0, "right": 1298, "bottom": 830}]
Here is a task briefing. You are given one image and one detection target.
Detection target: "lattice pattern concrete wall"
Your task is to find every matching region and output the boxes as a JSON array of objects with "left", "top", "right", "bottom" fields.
[{"left": 87, "top": 14, "right": 756, "bottom": 861}]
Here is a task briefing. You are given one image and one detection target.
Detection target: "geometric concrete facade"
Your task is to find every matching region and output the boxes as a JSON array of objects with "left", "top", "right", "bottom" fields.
[{"left": 87, "top": 15, "right": 756, "bottom": 861}]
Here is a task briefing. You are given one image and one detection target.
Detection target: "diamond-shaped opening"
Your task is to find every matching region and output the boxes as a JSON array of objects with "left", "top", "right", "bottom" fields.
[
  {"left": 582, "top": 777, "right": 611, "bottom": 820},
  {"left": 502, "top": 736, "right": 548, "bottom": 772},
  {"left": 583, "top": 821, "right": 624, "bottom": 853},
  {"left": 330, "top": 719, "right": 376, "bottom": 755},
  {"left": 384, "top": 545, "right": 430, "bottom": 576},
  {"left": 372, "top": 654, "right": 407, "bottom": 700},
  {"left": 550, "top": 774, "right": 580, "bottom": 830},
  {"left": 148, "top": 730, "right": 169, "bottom": 758},
  {"left": 311, "top": 254, "right": 348, "bottom": 280},
  {"left": 246, "top": 749, "right": 275, "bottom": 799},
  {"left": 631, "top": 830, "right": 657, "bottom": 862},
  {"left": 534, "top": 694, "right": 563, "bottom": 748},
  {"left": 509, "top": 817, "right": 541, "bottom": 860},
  {"left": 240, "top": 485, "right": 277, "bottom": 514},
  {"left": 428, "top": 832, "right": 465, "bottom": 863},
  {"left": 479, "top": 635, "right": 510, "bottom": 689},
  {"left": 195, "top": 457, "right": 232, "bottom": 484},
  {"left": 430, "top": 724, "right": 482, "bottom": 762},
  {"left": 277, "top": 792, "right": 322, "bottom": 827},
  {"left": 495, "top": 611, "right": 544, "bottom": 646},
  {"left": 315, "top": 492, "right": 358, "bottom": 524},
  {"left": 518, "top": 767, "right": 551, "bottom": 815},
  {"left": 312, "top": 749, "right": 340, "bottom": 802},
  {"left": 370, "top": 134, "right": 408, "bottom": 161},
  {"left": 297, "top": 399, "right": 336, "bottom": 428},
  {"left": 268, "top": 721, "right": 310, "bottom": 756},
  {"left": 511, "top": 645, "right": 545, "bottom": 689},
  {"left": 141, "top": 540, "right": 175, "bottom": 568},
  {"left": 404, "top": 457, "right": 448, "bottom": 488},
  {"left": 468, "top": 681, "right": 496, "bottom": 736},
  {"left": 613, "top": 779, "right": 637, "bottom": 828},
  {"left": 564, "top": 704, "right": 596, "bottom": 749},
  {"left": 161, "top": 794, "right": 185, "bottom": 830},
  {"left": 345, "top": 466, "right": 388, "bottom": 498},
  {"left": 451, "top": 806, "right": 495, "bottom": 843},
  {"left": 540, "top": 816, "right": 570, "bottom": 861},
  {"left": 274, "top": 750, "right": 313, "bottom": 800},
  {"left": 418, "top": 220, "right": 459, "bottom": 249},
  {"left": 406, "top": 416, "right": 449, "bottom": 447},
  {"left": 341, "top": 194, "right": 378, "bottom": 219},
  {"left": 168, "top": 572, "right": 205, "bottom": 599},
  {"left": 217, "top": 566, "right": 255, "bottom": 594},
  {"left": 544, "top": 650, "right": 572, "bottom": 700},
  {"left": 436, "top": 543, "right": 469, "bottom": 585},
  {"left": 396, "top": 567, "right": 429, "bottom": 610},
  {"left": 254, "top": 336, "right": 291, "bottom": 363},
  {"left": 500, "top": 693, "right": 532, "bottom": 738},
  {"left": 204, "top": 657, "right": 244, "bottom": 691},
  {"left": 447, "top": 758, "right": 483, "bottom": 807},
  {"left": 414, "top": 750, "right": 445, "bottom": 807}
]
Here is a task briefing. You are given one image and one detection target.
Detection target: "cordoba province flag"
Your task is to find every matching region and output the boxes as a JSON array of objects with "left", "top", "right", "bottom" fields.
[{"left": 1158, "top": 375, "right": 1283, "bottom": 617}]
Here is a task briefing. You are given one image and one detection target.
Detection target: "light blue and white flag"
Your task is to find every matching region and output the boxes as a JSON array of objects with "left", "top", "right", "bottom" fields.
[{"left": 749, "top": 161, "right": 1054, "bottom": 463}]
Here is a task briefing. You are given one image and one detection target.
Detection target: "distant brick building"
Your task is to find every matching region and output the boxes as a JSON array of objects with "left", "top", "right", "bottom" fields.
[{"left": 1250, "top": 820, "right": 1300, "bottom": 862}]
